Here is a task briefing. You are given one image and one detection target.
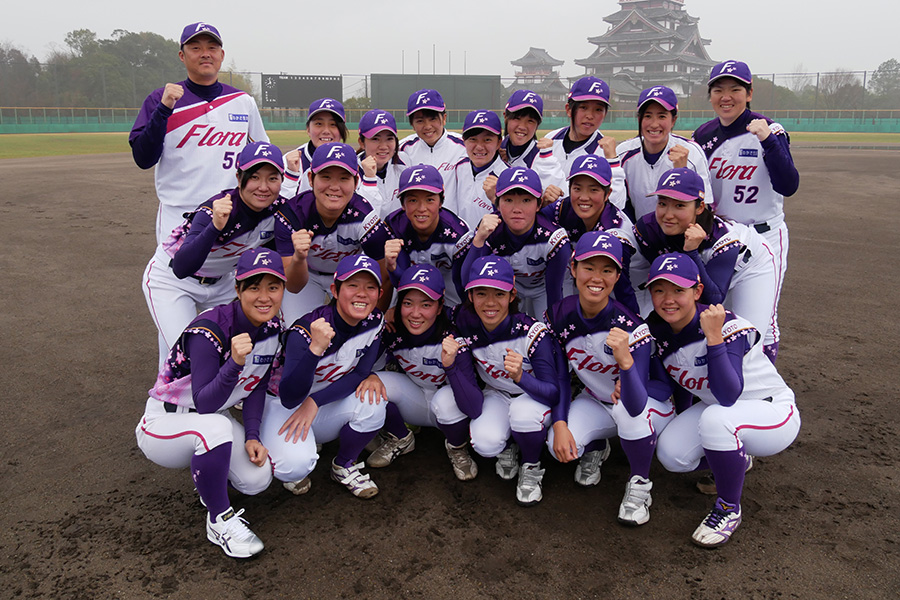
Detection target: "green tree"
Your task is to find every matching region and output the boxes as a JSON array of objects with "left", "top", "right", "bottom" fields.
[
  {"left": 0, "top": 43, "right": 42, "bottom": 106},
  {"left": 869, "top": 59, "right": 900, "bottom": 97}
]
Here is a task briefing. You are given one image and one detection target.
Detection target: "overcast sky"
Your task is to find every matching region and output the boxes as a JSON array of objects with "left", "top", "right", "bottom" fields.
[{"left": 3, "top": 0, "right": 894, "bottom": 84}]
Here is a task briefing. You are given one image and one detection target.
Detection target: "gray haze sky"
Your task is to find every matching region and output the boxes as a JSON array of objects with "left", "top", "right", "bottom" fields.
[{"left": 3, "top": 0, "right": 894, "bottom": 85}]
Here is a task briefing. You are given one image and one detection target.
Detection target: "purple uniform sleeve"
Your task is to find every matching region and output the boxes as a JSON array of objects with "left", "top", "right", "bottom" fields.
[
  {"left": 360, "top": 219, "right": 391, "bottom": 261},
  {"left": 186, "top": 333, "right": 243, "bottom": 414},
  {"left": 443, "top": 348, "right": 485, "bottom": 419},
  {"left": 171, "top": 209, "right": 219, "bottom": 278},
  {"left": 129, "top": 93, "right": 172, "bottom": 169},
  {"left": 551, "top": 339, "right": 571, "bottom": 424},
  {"left": 685, "top": 247, "right": 738, "bottom": 305},
  {"left": 706, "top": 337, "right": 748, "bottom": 407},
  {"left": 761, "top": 133, "right": 799, "bottom": 197},
  {"left": 238, "top": 375, "right": 268, "bottom": 442},
  {"left": 545, "top": 239, "right": 571, "bottom": 308},
  {"left": 614, "top": 246, "right": 641, "bottom": 315},
  {"left": 279, "top": 329, "right": 319, "bottom": 409},
  {"left": 515, "top": 335, "right": 559, "bottom": 407},
  {"left": 388, "top": 247, "right": 413, "bottom": 288},
  {"left": 309, "top": 339, "right": 382, "bottom": 407},
  {"left": 616, "top": 338, "right": 651, "bottom": 418}
]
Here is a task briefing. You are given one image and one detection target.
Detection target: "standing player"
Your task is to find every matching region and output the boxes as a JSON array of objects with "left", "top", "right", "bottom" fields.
[
  {"left": 616, "top": 86, "right": 712, "bottom": 222},
  {"left": 356, "top": 109, "right": 407, "bottom": 219},
  {"left": 645, "top": 253, "right": 800, "bottom": 547},
  {"left": 398, "top": 89, "right": 467, "bottom": 188},
  {"left": 545, "top": 232, "right": 675, "bottom": 525},
  {"left": 500, "top": 90, "right": 565, "bottom": 202},
  {"left": 280, "top": 98, "right": 350, "bottom": 199},
  {"left": 634, "top": 168, "right": 780, "bottom": 361},
  {"left": 443, "top": 256, "right": 562, "bottom": 506},
  {"left": 142, "top": 141, "right": 287, "bottom": 367},
  {"left": 130, "top": 22, "right": 268, "bottom": 243},
  {"left": 444, "top": 110, "right": 508, "bottom": 230},
  {"left": 541, "top": 76, "right": 625, "bottom": 209},
  {"left": 693, "top": 61, "right": 800, "bottom": 360}
]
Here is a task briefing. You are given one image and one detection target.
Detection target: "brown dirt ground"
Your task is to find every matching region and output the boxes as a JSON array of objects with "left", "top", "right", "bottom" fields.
[{"left": 0, "top": 148, "right": 898, "bottom": 600}]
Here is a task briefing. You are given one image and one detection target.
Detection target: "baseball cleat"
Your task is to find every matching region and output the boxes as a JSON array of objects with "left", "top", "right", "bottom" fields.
[
  {"left": 364, "top": 434, "right": 384, "bottom": 454},
  {"left": 495, "top": 443, "right": 520, "bottom": 480},
  {"left": 331, "top": 460, "right": 379, "bottom": 499},
  {"left": 516, "top": 462, "right": 545, "bottom": 506},
  {"left": 282, "top": 476, "right": 312, "bottom": 496},
  {"left": 366, "top": 430, "right": 415, "bottom": 468},
  {"left": 696, "top": 455, "right": 754, "bottom": 495},
  {"left": 206, "top": 507, "right": 264, "bottom": 558},
  {"left": 445, "top": 440, "right": 478, "bottom": 481},
  {"left": 574, "top": 444, "right": 611, "bottom": 486},
  {"left": 617, "top": 475, "right": 653, "bottom": 526},
  {"left": 691, "top": 498, "right": 742, "bottom": 548}
]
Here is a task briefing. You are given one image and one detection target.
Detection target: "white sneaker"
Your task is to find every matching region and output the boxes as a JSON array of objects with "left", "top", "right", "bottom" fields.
[
  {"left": 516, "top": 462, "right": 545, "bottom": 506},
  {"left": 692, "top": 498, "right": 742, "bottom": 548},
  {"left": 206, "top": 507, "right": 264, "bottom": 558},
  {"left": 331, "top": 460, "right": 379, "bottom": 499},
  {"left": 445, "top": 440, "right": 478, "bottom": 481},
  {"left": 495, "top": 443, "right": 520, "bottom": 480},
  {"left": 574, "top": 444, "right": 611, "bottom": 486},
  {"left": 366, "top": 430, "right": 415, "bottom": 468},
  {"left": 617, "top": 475, "right": 653, "bottom": 526},
  {"left": 282, "top": 476, "right": 312, "bottom": 495}
]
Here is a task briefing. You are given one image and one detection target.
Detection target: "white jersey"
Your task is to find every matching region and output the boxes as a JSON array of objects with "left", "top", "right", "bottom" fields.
[
  {"left": 543, "top": 127, "right": 627, "bottom": 210},
  {"left": 502, "top": 137, "right": 566, "bottom": 192},
  {"left": 444, "top": 153, "right": 508, "bottom": 231},
  {"left": 356, "top": 157, "right": 407, "bottom": 220},
  {"left": 399, "top": 130, "right": 467, "bottom": 189},
  {"left": 617, "top": 134, "right": 713, "bottom": 220}
]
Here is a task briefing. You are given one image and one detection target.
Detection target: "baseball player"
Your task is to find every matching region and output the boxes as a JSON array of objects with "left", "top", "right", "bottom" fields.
[
  {"left": 130, "top": 22, "right": 269, "bottom": 244},
  {"left": 634, "top": 168, "right": 780, "bottom": 360},
  {"left": 142, "top": 141, "right": 287, "bottom": 367},
  {"left": 544, "top": 232, "right": 675, "bottom": 525},
  {"left": 693, "top": 61, "right": 800, "bottom": 361},
  {"left": 360, "top": 265, "right": 478, "bottom": 480},
  {"left": 463, "top": 167, "right": 572, "bottom": 318},
  {"left": 540, "top": 154, "right": 641, "bottom": 315},
  {"left": 398, "top": 89, "right": 467, "bottom": 188},
  {"left": 645, "top": 252, "right": 800, "bottom": 547},
  {"left": 541, "top": 76, "right": 626, "bottom": 210},
  {"left": 280, "top": 98, "right": 350, "bottom": 199},
  {"left": 443, "top": 256, "right": 563, "bottom": 506},
  {"left": 273, "top": 142, "right": 392, "bottom": 325},
  {"left": 356, "top": 109, "right": 407, "bottom": 219},
  {"left": 135, "top": 248, "right": 314, "bottom": 558},
  {"left": 616, "top": 86, "right": 712, "bottom": 222},
  {"left": 383, "top": 164, "right": 473, "bottom": 307},
  {"left": 500, "top": 90, "right": 565, "bottom": 200},
  {"left": 444, "top": 110, "right": 509, "bottom": 231},
  {"left": 267, "top": 254, "right": 387, "bottom": 498}
]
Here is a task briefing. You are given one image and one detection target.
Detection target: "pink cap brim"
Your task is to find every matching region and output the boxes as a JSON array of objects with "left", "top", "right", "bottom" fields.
[
  {"left": 236, "top": 266, "right": 286, "bottom": 282},
  {"left": 360, "top": 124, "right": 396, "bottom": 138},
  {"left": 505, "top": 102, "right": 541, "bottom": 115},
  {"left": 647, "top": 273, "right": 697, "bottom": 288},
  {"left": 568, "top": 170, "right": 611, "bottom": 186},
  {"left": 312, "top": 160, "right": 357, "bottom": 174},
  {"left": 239, "top": 157, "right": 284, "bottom": 174},
  {"left": 397, "top": 282, "right": 442, "bottom": 300},
  {"left": 497, "top": 183, "right": 542, "bottom": 198},
  {"left": 335, "top": 267, "right": 382, "bottom": 286},
  {"left": 464, "top": 125, "right": 502, "bottom": 136},
  {"left": 465, "top": 278, "right": 513, "bottom": 292},
  {"left": 638, "top": 97, "right": 677, "bottom": 112},
  {"left": 308, "top": 107, "right": 345, "bottom": 121},
  {"left": 570, "top": 94, "right": 609, "bottom": 104},
  {"left": 649, "top": 189, "right": 700, "bottom": 202},
  {"left": 401, "top": 184, "right": 443, "bottom": 195},
  {"left": 709, "top": 73, "right": 752, "bottom": 85},
  {"left": 408, "top": 104, "right": 445, "bottom": 115},
  {"left": 573, "top": 249, "right": 622, "bottom": 268}
]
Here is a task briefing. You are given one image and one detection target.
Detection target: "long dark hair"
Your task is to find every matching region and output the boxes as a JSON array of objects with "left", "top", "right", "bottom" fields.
[
  {"left": 237, "top": 162, "right": 283, "bottom": 190},
  {"left": 637, "top": 102, "right": 678, "bottom": 140},
  {"left": 394, "top": 288, "right": 452, "bottom": 343}
]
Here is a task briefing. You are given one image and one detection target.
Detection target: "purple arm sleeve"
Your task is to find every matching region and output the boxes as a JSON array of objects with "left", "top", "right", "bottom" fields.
[
  {"left": 389, "top": 248, "right": 412, "bottom": 288},
  {"left": 545, "top": 240, "right": 570, "bottom": 308},
  {"left": 444, "top": 349, "right": 485, "bottom": 419},
  {"left": 171, "top": 210, "right": 219, "bottom": 278},
  {"left": 613, "top": 246, "right": 641, "bottom": 315},
  {"left": 279, "top": 330, "right": 319, "bottom": 409},
  {"left": 686, "top": 247, "right": 736, "bottom": 305},
  {"left": 274, "top": 218, "right": 295, "bottom": 257},
  {"left": 360, "top": 221, "right": 390, "bottom": 260},
  {"left": 761, "top": 133, "right": 799, "bottom": 197},
  {"left": 618, "top": 340, "right": 651, "bottom": 418},
  {"left": 186, "top": 333, "right": 243, "bottom": 414},
  {"left": 551, "top": 340, "right": 571, "bottom": 423},
  {"left": 451, "top": 246, "right": 470, "bottom": 301},
  {"left": 129, "top": 97, "right": 172, "bottom": 169},
  {"left": 707, "top": 338, "right": 747, "bottom": 407},
  {"left": 238, "top": 370, "right": 269, "bottom": 442},
  {"left": 515, "top": 336, "right": 559, "bottom": 407},
  {"left": 309, "top": 339, "right": 382, "bottom": 406}
]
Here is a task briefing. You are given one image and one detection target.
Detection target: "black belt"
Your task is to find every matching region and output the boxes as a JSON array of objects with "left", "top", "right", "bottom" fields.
[
  {"left": 753, "top": 222, "right": 771, "bottom": 234},
  {"left": 169, "top": 260, "right": 221, "bottom": 285},
  {"left": 163, "top": 402, "right": 197, "bottom": 413}
]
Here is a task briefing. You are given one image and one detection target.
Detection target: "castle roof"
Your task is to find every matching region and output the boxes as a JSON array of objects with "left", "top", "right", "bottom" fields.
[{"left": 511, "top": 47, "right": 564, "bottom": 68}]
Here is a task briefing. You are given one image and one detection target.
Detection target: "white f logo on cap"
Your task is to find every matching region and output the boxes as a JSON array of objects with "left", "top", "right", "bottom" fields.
[
  {"left": 326, "top": 145, "right": 344, "bottom": 158},
  {"left": 354, "top": 256, "right": 371, "bottom": 267},
  {"left": 416, "top": 92, "right": 430, "bottom": 105},
  {"left": 254, "top": 144, "right": 269, "bottom": 156},
  {"left": 522, "top": 92, "right": 536, "bottom": 103},
  {"left": 253, "top": 251, "right": 271, "bottom": 265},
  {"left": 660, "top": 172, "right": 681, "bottom": 188},
  {"left": 658, "top": 256, "right": 680, "bottom": 272},
  {"left": 589, "top": 81, "right": 604, "bottom": 94},
  {"left": 374, "top": 112, "right": 388, "bottom": 124},
  {"left": 479, "top": 261, "right": 498, "bottom": 276},
  {"left": 410, "top": 268, "right": 430, "bottom": 281},
  {"left": 510, "top": 168, "right": 526, "bottom": 181},
  {"left": 407, "top": 168, "right": 424, "bottom": 184},
  {"left": 720, "top": 61, "right": 736, "bottom": 74},
  {"left": 592, "top": 234, "right": 609, "bottom": 248}
]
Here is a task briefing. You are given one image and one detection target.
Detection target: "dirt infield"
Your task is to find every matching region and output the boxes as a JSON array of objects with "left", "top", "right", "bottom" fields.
[{"left": 0, "top": 149, "right": 897, "bottom": 599}]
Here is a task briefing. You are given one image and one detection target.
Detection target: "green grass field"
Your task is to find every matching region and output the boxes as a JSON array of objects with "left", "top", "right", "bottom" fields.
[{"left": 2, "top": 130, "right": 899, "bottom": 160}]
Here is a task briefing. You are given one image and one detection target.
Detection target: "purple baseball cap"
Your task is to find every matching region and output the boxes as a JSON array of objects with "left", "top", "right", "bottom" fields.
[
  {"left": 465, "top": 256, "right": 515, "bottom": 292},
  {"left": 463, "top": 110, "right": 502, "bottom": 136},
  {"left": 505, "top": 90, "right": 544, "bottom": 117},
  {"left": 235, "top": 248, "right": 286, "bottom": 282},
  {"left": 308, "top": 98, "right": 345, "bottom": 122},
  {"left": 397, "top": 264, "right": 445, "bottom": 300},
  {"left": 311, "top": 142, "right": 358, "bottom": 175},
  {"left": 180, "top": 22, "right": 222, "bottom": 46},
  {"left": 237, "top": 142, "right": 284, "bottom": 174},
  {"left": 638, "top": 86, "right": 678, "bottom": 112},
  {"left": 646, "top": 252, "right": 701, "bottom": 289},
  {"left": 709, "top": 60, "right": 753, "bottom": 86},
  {"left": 568, "top": 76, "right": 610, "bottom": 105},
  {"left": 359, "top": 109, "right": 397, "bottom": 138},
  {"left": 649, "top": 168, "right": 705, "bottom": 202},
  {"left": 407, "top": 89, "right": 446, "bottom": 115},
  {"left": 573, "top": 231, "right": 623, "bottom": 268},
  {"left": 335, "top": 254, "right": 382, "bottom": 285},
  {"left": 496, "top": 167, "right": 543, "bottom": 198},
  {"left": 399, "top": 164, "right": 444, "bottom": 195},
  {"left": 567, "top": 154, "right": 612, "bottom": 186}
]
